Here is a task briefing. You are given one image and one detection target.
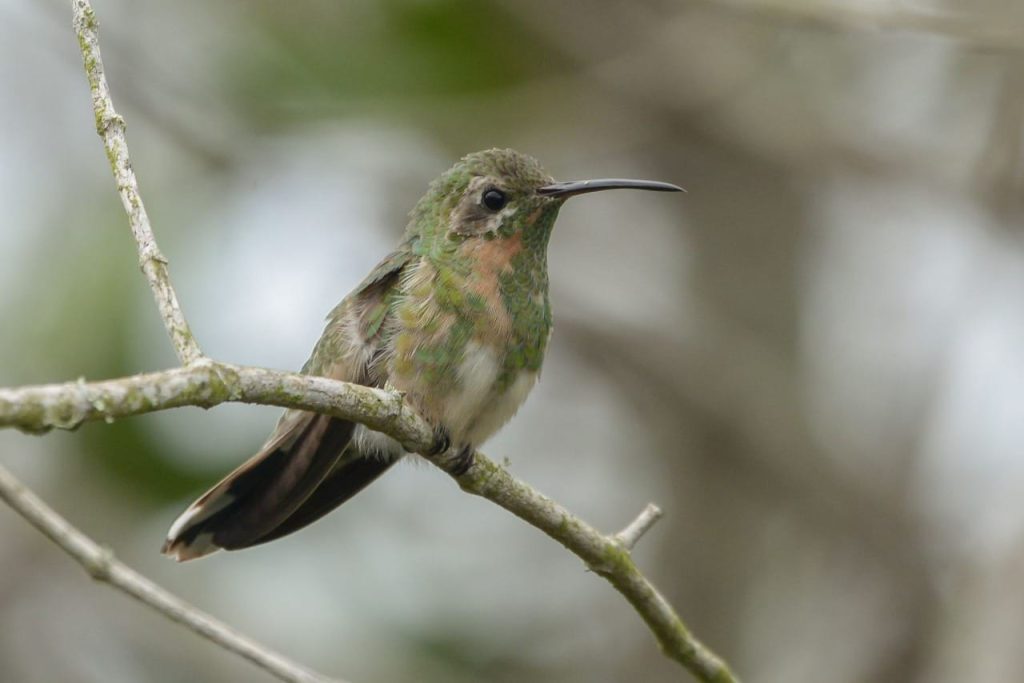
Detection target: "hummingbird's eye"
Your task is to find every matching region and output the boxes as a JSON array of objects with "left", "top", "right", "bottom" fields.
[{"left": 482, "top": 188, "right": 507, "bottom": 212}]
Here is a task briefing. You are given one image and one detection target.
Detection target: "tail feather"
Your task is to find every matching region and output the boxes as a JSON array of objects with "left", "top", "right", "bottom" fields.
[
  {"left": 162, "top": 414, "right": 354, "bottom": 561},
  {"left": 252, "top": 455, "right": 396, "bottom": 546}
]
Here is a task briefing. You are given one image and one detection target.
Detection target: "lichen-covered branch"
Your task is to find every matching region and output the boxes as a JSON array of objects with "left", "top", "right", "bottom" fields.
[
  {"left": 72, "top": 0, "right": 202, "bottom": 365},
  {"left": 0, "top": 462, "right": 344, "bottom": 683},
  {"left": 0, "top": 361, "right": 434, "bottom": 449},
  {"left": 453, "top": 462, "right": 732, "bottom": 680},
  {"left": 0, "top": 363, "right": 738, "bottom": 683}
]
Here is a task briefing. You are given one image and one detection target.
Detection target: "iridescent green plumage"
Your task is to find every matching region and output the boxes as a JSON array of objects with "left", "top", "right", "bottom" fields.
[{"left": 162, "top": 148, "right": 681, "bottom": 561}]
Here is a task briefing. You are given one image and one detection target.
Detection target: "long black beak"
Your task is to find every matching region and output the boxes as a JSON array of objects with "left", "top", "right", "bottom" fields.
[{"left": 537, "top": 178, "right": 684, "bottom": 198}]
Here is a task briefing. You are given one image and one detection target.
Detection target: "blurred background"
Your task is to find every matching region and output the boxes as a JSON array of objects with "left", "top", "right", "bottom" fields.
[{"left": 1, "top": 0, "right": 1023, "bottom": 681}]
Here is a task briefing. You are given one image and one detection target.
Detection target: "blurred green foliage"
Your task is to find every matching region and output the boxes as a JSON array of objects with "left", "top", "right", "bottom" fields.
[{"left": 231, "top": 0, "right": 570, "bottom": 123}]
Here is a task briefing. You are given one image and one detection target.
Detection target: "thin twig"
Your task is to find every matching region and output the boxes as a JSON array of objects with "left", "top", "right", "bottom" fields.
[
  {"left": 0, "top": 462, "right": 343, "bottom": 683},
  {"left": 615, "top": 504, "right": 664, "bottom": 551},
  {"left": 72, "top": 0, "right": 202, "bottom": 365},
  {"left": 0, "top": 364, "right": 739, "bottom": 683}
]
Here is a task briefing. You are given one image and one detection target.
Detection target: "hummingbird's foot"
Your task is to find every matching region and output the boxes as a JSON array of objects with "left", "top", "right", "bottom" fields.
[
  {"left": 427, "top": 426, "right": 451, "bottom": 457},
  {"left": 450, "top": 445, "right": 475, "bottom": 476}
]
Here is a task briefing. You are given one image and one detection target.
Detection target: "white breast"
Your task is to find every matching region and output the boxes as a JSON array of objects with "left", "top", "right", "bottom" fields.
[
  {"left": 438, "top": 341, "right": 539, "bottom": 446},
  {"left": 442, "top": 341, "right": 501, "bottom": 439},
  {"left": 464, "top": 368, "right": 538, "bottom": 446}
]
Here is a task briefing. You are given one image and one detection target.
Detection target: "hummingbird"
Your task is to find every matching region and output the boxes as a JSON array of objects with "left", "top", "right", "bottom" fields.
[{"left": 162, "top": 148, "right": 681, "bottom": 561}]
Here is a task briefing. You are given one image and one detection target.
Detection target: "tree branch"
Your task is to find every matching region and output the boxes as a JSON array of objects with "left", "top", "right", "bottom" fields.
[
  {"left": 0, "top": 363, "right": 738, "bottom": 682},
  {"left": 0, "top": 462, "right": 344, "bottom": 683},
  {"left": 72, "top": 0, "right": 202, "bottom": 365},
  {"left": 0, "top": 362, "right": 432, "bottom": 449}
]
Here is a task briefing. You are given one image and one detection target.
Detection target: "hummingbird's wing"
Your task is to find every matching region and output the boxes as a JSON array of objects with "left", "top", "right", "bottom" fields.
[
  {"left": 162, "top": 246, "right": 414, "bottom": 561},
  {"left": 242, "top": 248, "right": 421, "bottom": 547}
]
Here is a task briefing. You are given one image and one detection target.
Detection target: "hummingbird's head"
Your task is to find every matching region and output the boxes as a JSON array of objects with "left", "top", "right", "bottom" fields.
[{"left": 410, "top": 148, "right": 682, "bottom": 253}]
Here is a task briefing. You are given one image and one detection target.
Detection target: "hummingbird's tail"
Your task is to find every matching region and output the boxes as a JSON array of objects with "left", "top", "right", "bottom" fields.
[{"left": 161, "top": 414, "right": 393, "bottom": 561}]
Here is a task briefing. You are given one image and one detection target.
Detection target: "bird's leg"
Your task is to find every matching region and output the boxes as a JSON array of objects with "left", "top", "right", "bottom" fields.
[
  {"left": 450, "top": 445, "right": 475, "bottom": 476},
  {"left": 425, "top": 426, "right": 472, "bottom": 475},
  {"left": 427, "top": 425, "right": 452, "bottom": 457}
]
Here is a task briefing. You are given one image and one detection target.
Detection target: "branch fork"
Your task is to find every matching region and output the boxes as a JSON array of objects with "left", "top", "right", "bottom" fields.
[{"left": 614, "top": 503, "right": 664, "bottom": 551}]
